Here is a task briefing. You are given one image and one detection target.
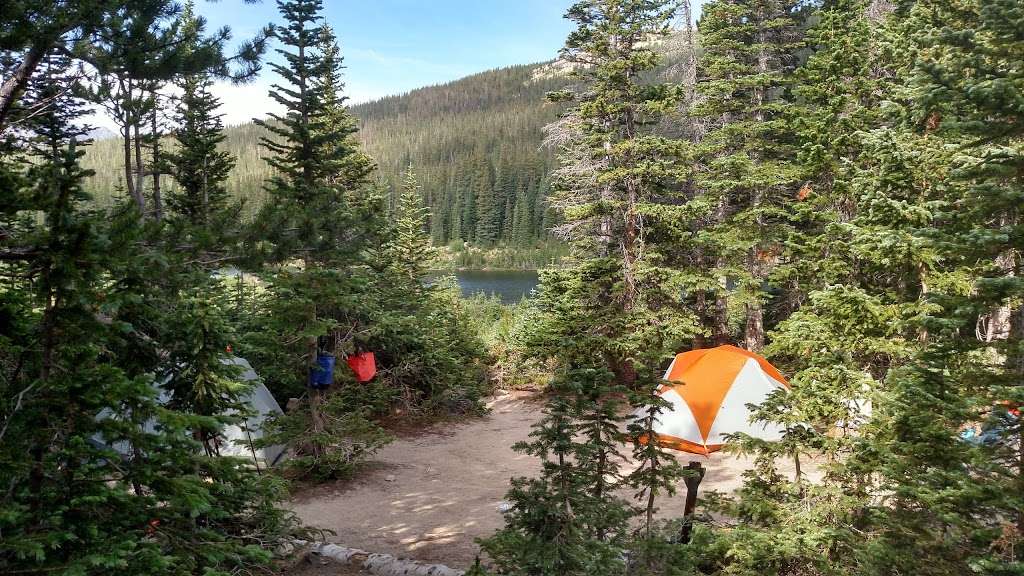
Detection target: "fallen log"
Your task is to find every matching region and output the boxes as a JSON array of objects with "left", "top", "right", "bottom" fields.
[{"left": 311, "top": 542, "right": 465, "bottom": 576}]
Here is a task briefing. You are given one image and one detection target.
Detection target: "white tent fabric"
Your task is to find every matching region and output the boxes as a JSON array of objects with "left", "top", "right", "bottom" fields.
[
  {"left": 702, "top": 358, "right": 787, "bottom": 445},
  {"left": 93, "top": 357, "right": 286, "bottom": 467},
  {"left": 641, "top": 345, "right": 790, "bottom": 454},
  {"left": 217, "top": 357, "right": 287, "bottom": 466},
  {"left": 651, "top": 386, "right": 704, "bottom": 447}
]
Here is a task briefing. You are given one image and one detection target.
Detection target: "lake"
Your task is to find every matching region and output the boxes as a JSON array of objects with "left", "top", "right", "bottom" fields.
[{"left": 429, "top": 270, "right": 540, "bottom": 304}]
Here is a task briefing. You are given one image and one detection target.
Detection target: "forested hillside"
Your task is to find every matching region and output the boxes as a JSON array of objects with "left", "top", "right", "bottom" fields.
[
  {"left": 354, "top": 65, "right": 567, "bottom": 246},
  {"left": 8, "top": 0, "right": 1022, "bottom": 574},
  {"left": 82, "top": 63, "right": 569, "bottom": 247}
]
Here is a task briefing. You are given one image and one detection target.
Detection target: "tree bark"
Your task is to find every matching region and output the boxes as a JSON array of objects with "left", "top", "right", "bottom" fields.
[
  {"left": 1009, "top": 300, "right": 1024, "bottom": 534},
  {"left": 712, "top": 193, "right": 731, "bottom": 345},
  {"left": 744, "top": 300, "right": 764, "bottom": 352},
  {"left": 678, "top": 461, "right": 705, "bottom": 543},
  {"left": 308, "top": 299, "right": 325, "bottom": 458},
  {"left": 119, "top": 78, "right": 145, "bottom": 213},
  {"left": 744, "top": 245, "right": 765, "bottom": 352},
  {"left": 0, "top": 42, "right": 49, "bottom": 133},
  {"left": 151, "top": 104, "right": 163, "bottom": 221},
  {"left": 713, "top": 272, "right": 730, "bottom": 346},
  {"left": 743, "top": 12, "right": 771, "bottom": 353},
  {"left": 134, "top": 122, "right": 146, "bottom": 216},
  {"left": 693, "top": 289, "right": 708, "bottom": 349}
]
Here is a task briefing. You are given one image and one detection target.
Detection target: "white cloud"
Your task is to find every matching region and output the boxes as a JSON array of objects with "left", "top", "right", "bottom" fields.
[
  {"left": 79, "top": 71, "right": 411, "bottom": 132},
  {"left": 210, "top": 80, "right": 282, "bottom": 126}
]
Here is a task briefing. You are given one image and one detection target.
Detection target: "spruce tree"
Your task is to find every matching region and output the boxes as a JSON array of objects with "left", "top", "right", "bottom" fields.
[
  {"left": 482, "top": 2, "right": 700, "bottom": 570},
  {"left": 474, "top": 162, "right": 499, "bottom": 244},
  {"left": 245, "top": 0, "right": 392, "bottom": 478},
  {"left": 164, "top": 68, "right": 237, "bottom": 244},
  {"left": 314, "top": 24, "right": 375, "bottom": 195},
  {"left": 387, "top": 164, "right": 437, "bottom": 289},
  {"left": 852, "top": 1, "right": 1024, "bottom": 571},
  {"left": 693, "top": 3, "right": 939, "bottom": 574},
  {"left": 254, "top": 1, "right": 377, "bottom": 264},
  {"left": 0, "top": 47, "right": 301, "bottom": 575},
  {"left": 690, "top": 0, "right": 805, "bottom": 351},
  {"left": 479, "top": 369, "right": 627, "bottom": 576},
  {"left": 82, "top": 0, "right": 262, "bottom": 220},
  {"left": 165, "top": 5, "right": 236, "bottom": 232}
]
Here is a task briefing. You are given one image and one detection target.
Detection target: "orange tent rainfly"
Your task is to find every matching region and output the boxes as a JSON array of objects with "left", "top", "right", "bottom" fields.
[{"left": 644, "top": 345, "right": 790, "bottom": 455}]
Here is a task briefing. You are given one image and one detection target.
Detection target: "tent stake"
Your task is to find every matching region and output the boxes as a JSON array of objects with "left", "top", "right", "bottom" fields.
[{"left": 679, "top": 460, "right": 705, "bottom": 544}]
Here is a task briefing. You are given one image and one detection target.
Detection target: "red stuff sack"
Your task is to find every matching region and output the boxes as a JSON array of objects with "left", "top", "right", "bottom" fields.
[{"left": 347, "top": 352, "right": 377, "bottom": 382}]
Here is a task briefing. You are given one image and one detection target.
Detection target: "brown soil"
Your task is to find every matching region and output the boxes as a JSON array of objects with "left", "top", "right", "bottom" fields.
[{"left": 289, "top": 390, "right": 807, "bottom": 570}]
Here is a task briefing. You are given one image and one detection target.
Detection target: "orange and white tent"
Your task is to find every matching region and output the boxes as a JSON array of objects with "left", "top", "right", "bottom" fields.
[{"left": 644, "top": 345, "right": 789, "bottom": 455}]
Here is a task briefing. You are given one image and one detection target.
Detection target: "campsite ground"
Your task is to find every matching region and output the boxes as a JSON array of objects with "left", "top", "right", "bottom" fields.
[{"left": 288, "top": 390, "right": 810, "bottom": 571}]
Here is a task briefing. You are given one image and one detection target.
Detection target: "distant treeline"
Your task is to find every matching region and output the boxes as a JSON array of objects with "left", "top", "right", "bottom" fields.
[{"left": 82, "top": 63, "right": 569, "bottom": 247}]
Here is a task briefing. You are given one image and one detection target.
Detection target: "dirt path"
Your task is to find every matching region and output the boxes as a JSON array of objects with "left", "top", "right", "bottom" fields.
[{"left": 289, "top": 391, "right": 799, "bottom": 569}]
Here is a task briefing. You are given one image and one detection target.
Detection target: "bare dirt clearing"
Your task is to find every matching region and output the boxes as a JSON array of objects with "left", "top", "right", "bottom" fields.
[{"left": 289, "top": 391, "right": 803, "bottom": 570}]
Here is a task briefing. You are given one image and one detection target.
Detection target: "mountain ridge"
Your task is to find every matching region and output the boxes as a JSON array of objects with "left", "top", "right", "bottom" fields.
[{"left": 82, "top": 60, "right": 569, "bottom": 247}]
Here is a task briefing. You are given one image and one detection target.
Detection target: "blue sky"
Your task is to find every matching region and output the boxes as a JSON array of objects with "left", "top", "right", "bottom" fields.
[
  {"left": 90, "top": 1, "right": 704, "bottom": 128},
  {"left": 200, "top": 0, "right": 578, "bottom": 125}
]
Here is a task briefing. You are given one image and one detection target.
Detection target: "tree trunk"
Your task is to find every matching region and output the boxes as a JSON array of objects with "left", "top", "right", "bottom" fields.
[
  {"left": 621, "top": 102, "right": 639, "bottom": 312},
  {"left": 693, "top": 290, "right": 708, "bottom": 349},
  {"left": 1009, "top": 300, "right": 1024, "bottom": 534},
  {"left": 133, "top": 122, "right": 146, "bottom": 217},
  {"left": 308, "top": 299, "right": 325, "bottom": 458},
  {"left": 712, "top": 194, "right": 730, "bottom": 346},
  {"left": 202, "top": 157, "right": 210, "bottom": 225},
  {"left": 744, "top": 244, "right": 765, "bottom": 352},
  {"left": 743, "top": 12, "right": 771, "bottom": 354},
  {"left": 0, "top": 42, "right": 49, "bottom": 132},
  {"left": 123, "top": 123, "right": 144, "bottom": 213},
  {"left": 678, "top": 461, "right": 705, "bottom": 543},
  {"left": 592, "top": 411, "right": 608, "bottom": 541},
  {"left": 744, "top": 300, "right": 764, "bottom": 352},
  {"left": 643, "top": 406, "right": 660, "bottom": 539},
  {"left": 151, "top": 104, "right": 163, "bottom": 221},
  {"left": 713, "top": 273, "right": 730, "bottom": 345}
]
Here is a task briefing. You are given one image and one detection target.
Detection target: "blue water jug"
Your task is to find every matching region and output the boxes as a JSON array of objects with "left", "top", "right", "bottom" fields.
[{"left": 309, "top": 354, "right": 335, "bottom": 389}]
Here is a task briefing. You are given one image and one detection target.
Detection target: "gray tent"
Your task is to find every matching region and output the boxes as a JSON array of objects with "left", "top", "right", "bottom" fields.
[
  {"left": 93, "top": 357, "right": 286, "bottom": 468},
  {"left": 218, "top": 357, "right": 287, "bottom": 466}
]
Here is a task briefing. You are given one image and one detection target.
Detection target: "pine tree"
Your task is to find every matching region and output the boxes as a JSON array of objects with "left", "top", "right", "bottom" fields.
[
  {"left": 387, "top": 164, "right": 437, "bottom": 289},
  {"left": 852, "top": 0, "right": 1024, "bottom": 571},
  {"left": 0, "top": 47, "right": 300, "bottom": 575},
  {"left": 245, "top": 0, "right": 393, "bottom": 477},
  {"left": 165, "top": 5, "right": 236, "bottom": 232},
  {"left": 690, "top": 0, "right": 806, "bottom": 351}
]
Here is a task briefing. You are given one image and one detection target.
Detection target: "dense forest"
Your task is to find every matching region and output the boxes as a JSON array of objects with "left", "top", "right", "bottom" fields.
[
  {"left": 472, "top": 0, "right": 1024, "bottom": 574},
  {"left": 1, "top": 1, "right": 488, "bottom": 573},
  {"left": 81, "top": 62, "right": 569, "bottom": 248},
  {"left": 353, "top": 65, "right": 564, "bottom": 247},
  {"left": 3, "top": 0, "right": 1024, "bottom": 575}
]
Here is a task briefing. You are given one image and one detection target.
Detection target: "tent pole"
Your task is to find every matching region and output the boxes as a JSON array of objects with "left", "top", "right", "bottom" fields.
[
  {"left": 679, "top": 460, "right": 705, "bottom": 543},
  {"left": 243, "top": 421, "right": 261, "bottom": 475}
]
